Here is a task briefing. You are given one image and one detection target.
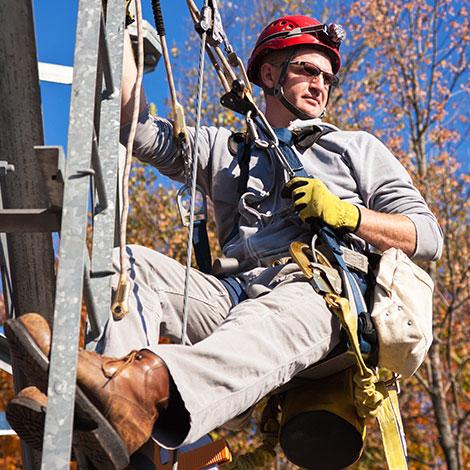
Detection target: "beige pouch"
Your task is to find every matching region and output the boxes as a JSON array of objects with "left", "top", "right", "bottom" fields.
[{"left": 371, "top": 248, "right": 434, "bottom": 377}]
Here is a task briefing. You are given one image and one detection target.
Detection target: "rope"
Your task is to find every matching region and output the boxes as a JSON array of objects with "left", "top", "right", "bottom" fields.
[
  {"left": 180, "top": 2, "right": 208, "bottom": 345},
  {"left": 111, "top": 0, "right": 144, "bottom": 320}
]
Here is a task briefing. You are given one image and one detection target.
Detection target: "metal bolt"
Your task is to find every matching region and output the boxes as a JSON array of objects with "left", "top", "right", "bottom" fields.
[{"left": 54, "top": 380, "right": 66, "bottom": 395}]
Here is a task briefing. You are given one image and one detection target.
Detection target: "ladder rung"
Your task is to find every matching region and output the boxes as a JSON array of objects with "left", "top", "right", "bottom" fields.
[{"left": 0, "top": 208, "right": 61, "bottom": 233}]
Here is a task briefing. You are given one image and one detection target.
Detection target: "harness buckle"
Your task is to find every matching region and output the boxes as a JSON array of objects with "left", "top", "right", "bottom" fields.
[
  {"left": 289, "top": 241, "right": 342, "bottom": 295},
  {"left": 312, "top": 263, "right": 342, "bottom": 295}
]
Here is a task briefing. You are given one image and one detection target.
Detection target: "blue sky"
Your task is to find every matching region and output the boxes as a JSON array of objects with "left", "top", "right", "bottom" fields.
[{"left": 34, "top": 0, "right": 189, "bottom": 151}]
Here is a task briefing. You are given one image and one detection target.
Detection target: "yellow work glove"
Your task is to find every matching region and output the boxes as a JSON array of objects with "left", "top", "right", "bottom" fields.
[
  {"left": 283, "top": 177, "right": 361, "bottom": 231},
  {"left": 125, "top": 0, "right": 135, "bottom": 26}
]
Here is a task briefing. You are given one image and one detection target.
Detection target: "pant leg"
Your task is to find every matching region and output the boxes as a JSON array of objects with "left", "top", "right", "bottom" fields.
[
  {"left": 150, "top": 263, "right": 341, "bottom": 447},
  {"left": 99, "top": 245, "right": 232, "bottom": 357}
]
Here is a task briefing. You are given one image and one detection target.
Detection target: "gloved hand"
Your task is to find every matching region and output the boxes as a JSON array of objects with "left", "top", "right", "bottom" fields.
[
  {"left": 283, "top": 177, "right": 361, "bottom": 231},
  {"left": 125, "top": 0, "right": 135, "bottom": 26}
]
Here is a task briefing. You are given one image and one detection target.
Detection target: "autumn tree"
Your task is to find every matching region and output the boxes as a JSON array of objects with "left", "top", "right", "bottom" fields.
[{"left": 0, "top": 296, "right": 21, "bottom": 469}]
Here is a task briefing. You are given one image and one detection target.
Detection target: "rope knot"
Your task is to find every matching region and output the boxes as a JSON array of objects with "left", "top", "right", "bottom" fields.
[{"left": 353, "top": 369, "right": 384, "bottom": 418}]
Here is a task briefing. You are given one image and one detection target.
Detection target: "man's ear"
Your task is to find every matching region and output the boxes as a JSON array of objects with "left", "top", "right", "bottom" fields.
[{"left": 259, "top": 62, "right": 278, "bottom": 89}]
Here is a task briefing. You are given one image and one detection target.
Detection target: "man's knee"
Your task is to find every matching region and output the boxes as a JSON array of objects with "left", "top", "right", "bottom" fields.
[{"left": 112, "top": 244, "right": 174, "bottom": 275}]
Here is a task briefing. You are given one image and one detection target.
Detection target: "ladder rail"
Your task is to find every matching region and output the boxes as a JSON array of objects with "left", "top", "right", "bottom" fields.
[
  {"left": 87, "top": 0, "right": 129, "bottom": 345},
  {"left": 40, "top": 1, "right": 123, "bottom": 467}
]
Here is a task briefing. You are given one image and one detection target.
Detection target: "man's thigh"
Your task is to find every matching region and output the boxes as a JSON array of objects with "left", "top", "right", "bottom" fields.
[
  {"left": 150, "top": 272, "right": 341, "bottom": 446},
  {"left": 99, "top": 245, "right": 232, "bottom": 356}
]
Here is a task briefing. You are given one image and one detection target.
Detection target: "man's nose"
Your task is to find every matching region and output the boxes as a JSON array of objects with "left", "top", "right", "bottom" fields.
[
  {"left": 308, "top": 74, "right": 328, "bottom": 92},
  {"left": 309, "top": 72, "right": 327, "bottom": 89}
]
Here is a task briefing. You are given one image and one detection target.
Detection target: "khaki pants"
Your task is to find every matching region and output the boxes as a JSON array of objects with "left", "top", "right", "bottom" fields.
[{"left": 100, "top": 245, "right": 340, "bottom": 447}]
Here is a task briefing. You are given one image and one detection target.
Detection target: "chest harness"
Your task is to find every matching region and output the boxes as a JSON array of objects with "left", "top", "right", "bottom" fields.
[{"left": 220, "top": 124, "right": 375, "bottom": 352}]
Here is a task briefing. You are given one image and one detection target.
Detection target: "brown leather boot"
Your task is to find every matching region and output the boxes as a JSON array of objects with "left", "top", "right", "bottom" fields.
[
  {"left": 5, "top": 314, "right": 132, "bottom": 469},
  {"left": 77, "top": 349, "right": 170, "bottom": 455},
  {"left": 4, "top": 313, "right": 51, "bottom": 389}
]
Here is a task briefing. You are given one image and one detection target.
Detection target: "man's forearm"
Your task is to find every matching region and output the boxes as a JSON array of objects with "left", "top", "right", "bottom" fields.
[
  {"left": 121, "top": 31, "right": 147, "bottom": 126},
  {"left": 355, "top": 207, "right": 417, "bottom": 257}
]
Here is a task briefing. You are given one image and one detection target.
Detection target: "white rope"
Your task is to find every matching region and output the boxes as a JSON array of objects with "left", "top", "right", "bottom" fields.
[{"left": 112, "top": 0, "right": 144, "bottom": 319}]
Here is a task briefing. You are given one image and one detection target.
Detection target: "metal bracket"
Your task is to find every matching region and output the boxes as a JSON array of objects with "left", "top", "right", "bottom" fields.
[
  {"left": 220, "top": 79, "right": 258, "bottom": 116},
  {"left": 0, "top": 161, "right": 15, "bottom": 175},
  {"left": 127, "top": 19, "right": 163, "bottom": 74},
  {"left": 35, "top": 145, "right": 65, "bottom": 209}
]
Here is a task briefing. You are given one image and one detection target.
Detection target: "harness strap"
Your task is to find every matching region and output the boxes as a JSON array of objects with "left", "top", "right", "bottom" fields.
[
  {"left": 222, "top": 135, "right": 252, "bottom": 248},
  {"left": 218, "top": 276, "right": 247, "bottom": 306},
  {"left": 223, "top": 125, "right": 334, "bottom": 249},
  {"left": 376, "top": 384, "right": 408, "bottom": 470},
  {"left": 293, "top": 127, "right": 336, "bottom": 151},
  {"left": 275, "top": 129, "right": 373, "bottom": 351},
  {"left": 193, "top": 219, "right": 212, "bottom": 274}
]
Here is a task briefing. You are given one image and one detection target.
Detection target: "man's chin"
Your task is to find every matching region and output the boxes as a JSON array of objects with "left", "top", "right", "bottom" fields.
[{"left": 298, "top": 106, "right": 323, "bottom": 119}]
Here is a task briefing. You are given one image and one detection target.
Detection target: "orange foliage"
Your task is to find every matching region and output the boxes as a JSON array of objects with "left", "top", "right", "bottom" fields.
[{"left": 0, "top": 294, "right": 22, "bottom": 468}]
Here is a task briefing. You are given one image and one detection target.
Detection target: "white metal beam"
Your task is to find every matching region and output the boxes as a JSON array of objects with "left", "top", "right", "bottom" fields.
[{"left": 38, "top": 62, "right": 73, "bottom": 84}]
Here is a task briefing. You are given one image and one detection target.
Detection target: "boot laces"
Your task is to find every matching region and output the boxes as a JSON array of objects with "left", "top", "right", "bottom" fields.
[{"left": 102, "top": 350, "right": 142, "bottom": 380}]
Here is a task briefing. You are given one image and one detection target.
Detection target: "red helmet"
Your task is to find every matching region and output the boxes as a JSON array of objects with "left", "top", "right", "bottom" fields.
[{"left": 247, "top": 16, "right": 343, "bottom": 86}]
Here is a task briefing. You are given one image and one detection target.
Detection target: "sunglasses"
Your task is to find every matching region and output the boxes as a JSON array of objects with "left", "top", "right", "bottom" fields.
[{"left": 287, "top": 61, "right": 339, "bottom": 87}]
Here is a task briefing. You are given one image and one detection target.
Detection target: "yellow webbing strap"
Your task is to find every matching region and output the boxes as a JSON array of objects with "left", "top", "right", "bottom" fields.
[
  {"left": 324, "top": 293, "right": 408, "bottom": 470},
  {"left": 324, "top": 294, "right": 383, "bottom": 417},
  {"left": 376, "top": 383, "right": 408, "bottom": 470}
]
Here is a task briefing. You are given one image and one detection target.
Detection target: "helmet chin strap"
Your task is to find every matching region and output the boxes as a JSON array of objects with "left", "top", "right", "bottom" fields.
[{"left": 265, "top": 50, "right": 328, "bottom": 122}]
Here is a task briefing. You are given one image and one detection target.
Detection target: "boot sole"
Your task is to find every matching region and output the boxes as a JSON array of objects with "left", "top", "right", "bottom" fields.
[
  {"left": 5, "top": 394, "right": 46, "bottom": 450},
  {"left": 6, "top": 392, "right": 131, "bottom": 470},
  {"left": 5, "top": 319, "right": 130, "bottom": 470},
  {"left": 4, "top": 319, "right": 50, "bottom": 391}
]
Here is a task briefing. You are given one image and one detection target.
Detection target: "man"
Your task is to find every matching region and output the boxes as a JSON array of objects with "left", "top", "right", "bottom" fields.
[{"left": 6, "top": 15, "right": 442, "bottom": 467}]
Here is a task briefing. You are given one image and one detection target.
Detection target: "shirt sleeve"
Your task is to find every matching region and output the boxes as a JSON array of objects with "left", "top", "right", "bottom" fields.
[
  {"left": 346, "top": 131, "right": 443, "bottom": 261},
  {"left": 120, "top": 106, "right": 229, "bottom": 196}
]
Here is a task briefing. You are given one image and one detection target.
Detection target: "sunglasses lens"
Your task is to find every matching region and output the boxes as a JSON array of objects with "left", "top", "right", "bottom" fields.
[
  {"left": 303, "top": 63, "right": 322, "bottom": 77},
  {"left": 288, "top": 61, "right": 338, "bottom": 87},
  {"left": 325, "top": 74, "right": 339, "bottom": 86},
  {"left": 303, "top": 63, "right": 338, "bottom": 87}
]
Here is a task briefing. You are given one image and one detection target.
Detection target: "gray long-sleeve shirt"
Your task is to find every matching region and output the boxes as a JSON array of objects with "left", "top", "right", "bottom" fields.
[{"left": 123, "top": 108, "right": 443, "bottom": 266}]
